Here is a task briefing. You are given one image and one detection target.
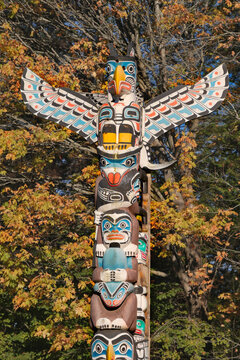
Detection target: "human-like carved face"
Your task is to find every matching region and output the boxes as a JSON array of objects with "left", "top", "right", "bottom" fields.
[
  {"left": 102, "top": 212, "right": 132, "bottom": 245},
  {"left": 91, "top": 330, "right": 135, "bottom": 360}
]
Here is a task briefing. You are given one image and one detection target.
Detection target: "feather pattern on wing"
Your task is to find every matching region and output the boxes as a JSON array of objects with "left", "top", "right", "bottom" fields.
[
  {"left": 21, "top": 68, "right": 99, "bottom": 144},
  {"left": 143, "top": 64, "right": 229, "bottom": 145}
]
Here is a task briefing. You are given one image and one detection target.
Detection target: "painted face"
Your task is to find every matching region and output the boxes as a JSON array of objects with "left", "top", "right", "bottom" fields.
[
  {"left": 99, "top": 154, "right": 139, "bottom": 186},
  {"left": 137, "top": 233, "right": 148, "bottom": 265},
  {"left": 98, "top": 103, "right": 141, "bottom": 153},
  {"left": 92, "top": 330, "right": 135, "bottom": 360},
  {"left": 107, "top": 60, "right": 137, "bottom": 96},
  {"left": 102, "top": 212, "right": 132, "bottom": 244}
]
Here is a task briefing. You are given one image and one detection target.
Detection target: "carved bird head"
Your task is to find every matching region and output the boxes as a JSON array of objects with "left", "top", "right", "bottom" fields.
[{"left": 107, "top": 43, "right": 137, "bottom": 97}]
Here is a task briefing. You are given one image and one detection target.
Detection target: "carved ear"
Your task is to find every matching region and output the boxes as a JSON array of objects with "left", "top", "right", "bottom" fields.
[
  {"left": 109, "top": 43, "right": 118, "bottom": 57},
  {"left": 127, "top": 42, "right": 135, "bottom": 57}
]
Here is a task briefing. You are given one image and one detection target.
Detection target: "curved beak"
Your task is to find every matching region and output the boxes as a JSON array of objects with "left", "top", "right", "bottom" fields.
[
  {"left": 113, "top": 65, "right": 126, "bottom": 95},
  {"left": 107, "top": 343, "right": 115, "bottom": 360}
]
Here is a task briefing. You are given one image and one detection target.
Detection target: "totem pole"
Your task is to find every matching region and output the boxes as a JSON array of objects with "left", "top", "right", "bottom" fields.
[{"left": 20, "top": 43, "right": 229, "bottom": 359}]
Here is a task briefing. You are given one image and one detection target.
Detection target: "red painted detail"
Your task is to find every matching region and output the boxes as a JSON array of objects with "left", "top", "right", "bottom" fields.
[
  {"left": 217, "top": 81, "right": 221, "bottom": 85},
  {"left": 28, "top": 85, "right": 31, "bottom": 89},
  {"left": 158, "top": 106, "right": 167, "bottom": 112},
  {"left": 35, "top": 105, "right": 38, "bottom": 109},
  {"left": 169, "top": 99, "right": 178, "bottom": 106},
  {"left": 29, "top": 95, "right": 33, "bottom": 99},
  {"left": 76, "top": 106, "right": 85, "bottom": 113},
  {"left": 132, "top": 103, "right": 140, "bottom": 108},
  {"left": 179, "top": 95, "right": 189, "bottom": 102},
  {"left": 113, "top": 102, "right": 125, "bottom": 106},
  {"left": 57, "top": 97, "right": 65, "bottom": 103},
  {"left": 108, "top": 172, "right": 121, "bottom": 185},
  {"left": 209, "top": 102, "right": 212, "bottom": 106},
  {"left": 113, "top": 299, "right": 122, "bottom": 306},
  {"left": 67, "top": 101, "right": 75, "bottom": 107},
  {"left": 30, "top": 75, "right": 34, "bottom": 78},
  {"left": 105, "top": 300, "right": 112, "bottom": 306},
  {"left": 136, "top": 123, "right": 140, "bottom": 131},
  {"left": 120, "top": 81, "right": 131, "bottom": 90},
  {"left": 215, "top": 71, "right": 219, "bottom": 75},
  {"left": 148, "top": 110, "right": 156, "bottom": 117},
  {"left": 87, "top": 111, "right": 94, "bottom": 118}
]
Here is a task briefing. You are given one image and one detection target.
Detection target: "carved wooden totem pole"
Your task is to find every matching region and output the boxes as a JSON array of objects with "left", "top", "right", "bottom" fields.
[{"left": 21, "top": 43, "right": 229, "bottom": 359}]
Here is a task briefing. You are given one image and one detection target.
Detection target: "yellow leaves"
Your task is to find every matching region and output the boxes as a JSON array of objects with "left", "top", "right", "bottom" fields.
[
  {"left": 175, "top": 132, "right": 197, "bottom": 172},
  {"left": 0, "top": 129, "right": 29, "bottom": 164},
  {"left": 218, "top": 293, "right": 232, "bottom": 300},
  {"left": 35, "top": 326, "right": 51, "bottom": 339},
  {"left": 0, "top": 177, "right": 94, "bottom": 348},
  {"left": 76, "top": 164, "right": 101, "bottom": 187},
  {"left": 9, "top": 3, "right": 19, "bottom": 18}
]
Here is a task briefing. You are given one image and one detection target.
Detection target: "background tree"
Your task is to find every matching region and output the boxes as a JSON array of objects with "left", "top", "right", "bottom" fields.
[{"left": 0, "top": 0, "right": 239, "bottom": 359}]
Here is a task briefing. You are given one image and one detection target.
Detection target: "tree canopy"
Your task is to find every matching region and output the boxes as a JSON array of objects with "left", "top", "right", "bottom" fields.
[{"left": 0, "top": 0, "right": 239, "bottom": 359}]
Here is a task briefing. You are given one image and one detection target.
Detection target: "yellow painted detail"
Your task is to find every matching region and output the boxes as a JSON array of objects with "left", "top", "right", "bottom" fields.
[
  {"left": 119, "top": 133, "right": 132, "bottom": 144},
  {"left": 113, "top": 65, "right": 126, "bottom": 95},
  {"left": 103, "top": 132, "right": 116, "bottom": 144},
  {"left": 107, "top": 344, "right": 115, "bottom": 360}
]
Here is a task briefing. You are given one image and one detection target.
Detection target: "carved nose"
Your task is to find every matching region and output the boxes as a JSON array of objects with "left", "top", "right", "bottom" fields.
[
  {"left": 106, "top": 344, "right": 115, "bottom": 360},
  {"left": 108, "top": 172, "right": 121, "bottom": 184}
]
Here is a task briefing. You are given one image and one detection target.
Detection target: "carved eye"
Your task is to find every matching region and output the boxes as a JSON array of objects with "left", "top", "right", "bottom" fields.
[
  {"left": 123, "top": 156, "right": 135, "bottom": 167},
  {"left": 95, "top": 343, "right": 103, "bottom": 354},
  {"left": 100, "top": 157, "right": 108, "bottom": 167},
  {"left": 119, "top": 221, "right": 127, "bottom": 229},
  {"left": 104, "top": 221, "right": 111, "bottom": 230},
  {"left": 106, "top": 64, "right": 112, "bottom": 74},
  {"left": 127, "top": 64, "right": 135, "bottom": 74},
  {"left": 119, "top": 343, "right": 128, "bottom": 353}
]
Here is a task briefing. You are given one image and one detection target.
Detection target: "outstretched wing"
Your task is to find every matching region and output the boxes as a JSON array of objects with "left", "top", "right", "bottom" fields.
[
  {"left": 21, "top": 68, "right": 99, "bottom": 144},
  {"left": 143, "top": 64, "right": 229, "bottom": 145}
]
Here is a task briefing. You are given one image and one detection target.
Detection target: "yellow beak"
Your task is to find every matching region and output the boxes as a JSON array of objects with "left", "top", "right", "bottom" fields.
[
  {"left": 106, "top": 343, "right": 115, "bottom": 360},
  {"left": 113, "top": 65, "right": 126, "bottom": 95}
]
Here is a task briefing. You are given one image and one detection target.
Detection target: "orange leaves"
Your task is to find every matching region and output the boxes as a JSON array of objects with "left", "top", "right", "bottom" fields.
[
  {"left": 175, "top": 132, "right": 197, "bottom": 173},
  {"left": 69, "top": 39, "right": 108, "bottom": 90},
  {"left": 77, "top": 164, "right": 101, "bottom": 187}
]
